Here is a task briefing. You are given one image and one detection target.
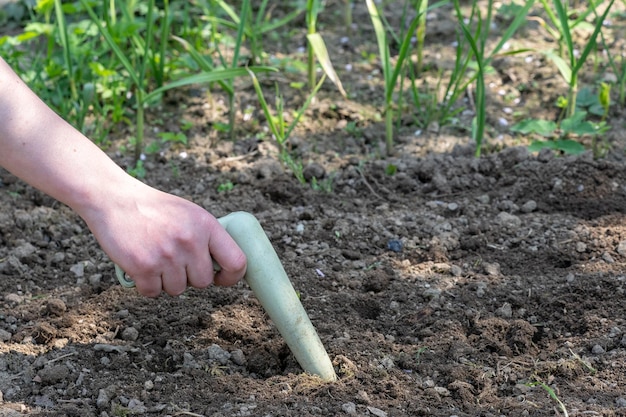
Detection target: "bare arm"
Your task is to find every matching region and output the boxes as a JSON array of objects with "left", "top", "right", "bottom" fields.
[{"left": 0, "top": 57, "right": 246, "bottom": 296}]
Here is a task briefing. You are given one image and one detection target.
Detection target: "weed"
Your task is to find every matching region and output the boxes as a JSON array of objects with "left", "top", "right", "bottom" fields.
[
  {"left": 217, "top": 181, "right": 235, "bottom": 193},
  {"left": 366, "top": 0, "right": 441, "bottom": 155},
  {"left": 536, "top": 0, "right": 616, "bottom": 118},
  {"left": 454, "top": 0, "right": 534, "bottom": 157},
  {"left": 527, "top": 381, "right": 569, "bottom": 417}
]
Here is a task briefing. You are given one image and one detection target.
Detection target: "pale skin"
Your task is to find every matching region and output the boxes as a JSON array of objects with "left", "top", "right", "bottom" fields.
[{"left": 0, "top": 57, "right": 247, "bottom": 297}]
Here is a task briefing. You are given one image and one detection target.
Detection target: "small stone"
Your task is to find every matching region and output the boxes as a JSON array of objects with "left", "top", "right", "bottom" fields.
[
  {"left": 303, "top": 163, "right": 326, "bottom": 181},
  {"left": 602, "top": 252, "right": 615, "bottom": 263},
  {"left": 386, "top": 239, "right": 403, "bottom": 253},
  {"left": 495, "top": 212, "right": 521, "bottom": 229},
  {"left": 483, "top": 262, "right": 501, "bottom": 276},
  {"left": 520, "top": 200, "right": 537, "bottom": 213},
  {"left": 576, "top": 242, "right": 587, "bottom": 253},
  {"left": 12, "top": 242, "right": 36, "bottom": 260},
  {"left": 617, "top": 241, "right": 626, "bottom": 256},
  {"left": 46, "top": 298, "right": 67, "bottom": 316},
  {"left": 4, "top": 293, "right": 23, "bottom": 306},
  {"left": 366, "top": 406, "right": 387, "bottom": 417},
  {"left": 207, "top": 344, "right": 231, "bottom": 365},
  {"left": 70, "top": 262, "right": 85, "bottom": 277},
  {"left": 341, "top": 402, "right": 356, "bottom": 414},
  {"left": 37, "top": 365, "right": 70, "bottom": 385},
  {"left": 144, "top": 380, "right": 154, "bottom": 390},
  {"left": 0, "top": 329, "right": 12, "bottom": 342},
  {"left": 96, "top": 388, "right": 110, "bottom": 409},
  {"left": 591, "top": 344, "right": 605, "bottom": 354},
  {"left": 450, "top": 265, "right": 463, "bottom": 276},
  {"left": 88, "top": 274, "right": 102, "bottom": 287},
  {"left": 121, "top": 327, "right": 139, "bottom": 342},
  {"left": 230, "top": 349, "right": 246, "bottom": 366},
  {"left": 496, "top": 302, "right": 513, "bottom": 318},
  {"left": 433, "top": 386, "right": 451, "bottom": 396},
  {"left": 616, "top": 397, "right": 626, "bottom": 408},
  {"left": 423, "top": 288, "right": 441, "bottom": 300}
]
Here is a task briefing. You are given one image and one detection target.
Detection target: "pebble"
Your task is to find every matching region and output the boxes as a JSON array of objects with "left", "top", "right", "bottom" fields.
[
  {"left": 386, "top": 239, "right": 403, "bottom": 253},
  {"left": 495, "top": 212, "right": 521, "bottom": 229},
  {"left": 207, "top": 344, "right": 231, "bottom": 365},
  {"left": 121, "top": 327, "right": 139, "bottom": 342},
  {"left": 520, "top": 200, "right": 537, "bottom": 213},
  {"left": 591, "top": 344, "right": 605, "bottom": 354},
  {"left": 4, "top": 293, "right": 23, "bottom": 306},
  {"left": 496, "top": 302, "right": 513, "bottom": 318},
  {"left": 366, "top": 406, "right": 387, "bottom": 417},
  {"left": 96, "top": 388, "right": 111, "bottom": 409},
  {"left": 37, "top": 365, "right": 70, "bottom": 385},
  {"left": 0, "top": 329, "right": 11, "bottom": 342},
  {"left": 483, "top": 262, "right": 501, "bottom": 276},
  {"left": 616, "top": 397, "right": 626, "bottom": 407},
  {"left": 45, "top": 298, "right": 67, "bottom": 316},
  {"left": 12, "top": 242, "right": 36, "bottom": 260},
  {"left": 341, "top": 402, "right": 356, "bottom": 414},
  {"left": 618, "top": 240, "right": 626, "bottom": 256},
  {"left": 230, "top": 349, "right": 246, "bottom": 366},
  {"left": 70, "top": 262, "right": 84, "bottom": 277}
]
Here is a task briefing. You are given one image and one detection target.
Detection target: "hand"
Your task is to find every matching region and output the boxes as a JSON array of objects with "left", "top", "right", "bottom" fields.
[{"left": 79, "top": 180, "right": 247, "bottom": 297}]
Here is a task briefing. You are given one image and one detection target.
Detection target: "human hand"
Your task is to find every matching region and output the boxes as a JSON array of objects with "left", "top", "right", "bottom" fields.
[{"left": 79, "top": 180, "right": 247, "bottom": 297}]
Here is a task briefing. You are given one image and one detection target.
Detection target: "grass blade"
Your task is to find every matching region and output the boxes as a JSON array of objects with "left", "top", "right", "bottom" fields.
[
  {"left": 306, "top": 33, "right": 346, "bottom": 96},
  {"left": 145, "top": 66, "right": 277, "bottom": 102}
]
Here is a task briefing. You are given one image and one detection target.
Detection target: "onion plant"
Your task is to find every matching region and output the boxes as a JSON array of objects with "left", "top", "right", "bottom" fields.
[
  {"left": 306, "top": 0, "right": 346, "bottom": 96},
  {"left": 366, "top": 0, "right": 444, "bottom": 156},
  {"left": 453, "top": 0, "right": 534, "bottom": 157},
  {"left": 537, "top": 0, "right": 616, "bottom": 118},
  {"left": 248, "top": 70, "right": 325, "bottom": 184}
]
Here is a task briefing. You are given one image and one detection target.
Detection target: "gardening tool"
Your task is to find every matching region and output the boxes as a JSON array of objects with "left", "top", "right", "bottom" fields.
[{"left": 115, "top": 211, "right": 337, "bottom": 381}]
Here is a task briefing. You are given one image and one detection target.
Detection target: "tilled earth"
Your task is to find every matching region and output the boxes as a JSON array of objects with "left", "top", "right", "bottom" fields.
[
  {"left": 2, "top": 142, "right": 626, "bottom": 416},
  {"left": 3, "top": 1, "right": 626, "bottom": 416}
]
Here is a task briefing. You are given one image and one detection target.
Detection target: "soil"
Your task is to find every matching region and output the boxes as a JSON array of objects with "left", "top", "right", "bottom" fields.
[{"left": 2, "top": 1, "right": 626, "bottom": 416}]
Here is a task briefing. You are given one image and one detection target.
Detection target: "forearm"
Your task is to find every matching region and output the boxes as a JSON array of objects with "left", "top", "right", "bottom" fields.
[{"left": 0, "top": 57, "right": 131, "bottom": 215}]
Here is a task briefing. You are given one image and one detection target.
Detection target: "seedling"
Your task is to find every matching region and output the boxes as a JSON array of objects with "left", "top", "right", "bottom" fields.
[
  {"left": 527, "top": 381, "right": 569, "bottom": 417},
  {"left": 536, "top": 0, "right": 616, "bottom": 118},
  {"left": 453, "top": 0, "right": 534, "bottom": 157},
  {"left": 366, "top": 0, "right": 430, "bottom": 155},
  {"left": 511, "top": 85, "right": 611, "bottom": 156},
  {"left": 305, "top": 0, "right": 346, "bottom": 96},
  {"left": 247, "top": 68, "right": 325, "bottom": 184},
  {"left": 116, "top": 212, "right": 337, "bottom": 381}
]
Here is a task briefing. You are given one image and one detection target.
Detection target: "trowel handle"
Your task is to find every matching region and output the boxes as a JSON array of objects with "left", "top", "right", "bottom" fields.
[{"left": 115, "top": 211, "right": 337, "bottom": 382}]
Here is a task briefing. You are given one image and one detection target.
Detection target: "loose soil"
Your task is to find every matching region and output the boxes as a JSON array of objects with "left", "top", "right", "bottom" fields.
[{"left": 2, "top": 1, "right": 626, "bottom": 416}]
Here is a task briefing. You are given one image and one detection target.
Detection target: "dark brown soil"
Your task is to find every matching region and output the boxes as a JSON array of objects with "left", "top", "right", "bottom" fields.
[{"left": 2, "top": 1, "right": 626, "bottom": 416}]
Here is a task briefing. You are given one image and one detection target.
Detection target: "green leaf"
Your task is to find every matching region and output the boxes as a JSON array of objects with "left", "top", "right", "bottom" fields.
[
  {"left": 144, "top": 66, "right": 277, "bottom": 102},
  {"left": 511, "top": 119, "right": 557, "bottom": 136},
  {"left": 544, "top": 50, "right": 572, "bottom": 84},
  {"left": 306, "top": 33, "right": 346, "bottom": 97},
  {"left": 561, "top": 111, "right": 596, "bottom": 135},
  {"left": 528, "top": 139, "right": 586, "bottom": 155}
]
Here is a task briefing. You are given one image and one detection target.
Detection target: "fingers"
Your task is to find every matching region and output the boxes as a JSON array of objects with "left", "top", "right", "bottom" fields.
[
  {"left": 209, "top": 223, "right": 247, "bottom": 287},
  {"left": 133, "top": 275, "right": 163, "bottom": 298}
]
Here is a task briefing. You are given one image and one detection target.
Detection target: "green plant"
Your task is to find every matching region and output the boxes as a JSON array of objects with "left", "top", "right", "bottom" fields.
[
  {"left": 217, "top": 181, "right": 235, "bottom": 193},
  {"left": 414, "top": 0, "right": 428, "bottom": 75},
  {"left": 527, "top": 381, "right": 569, "bottom": 417},
  {"left": 512, "top": 85, "right": 611, "bottom": 157},
  {"left": 537, "top": 0, "right": 616, "bottom": 118},
  {"left": 366, "top": 0, "right": 437, "bottom": 155},
  {"left": 454, "top": 0, "right": 534, "bottom": 157},
  {"left": 208, "top": 0, "right": 302, "bottom": 65},
  {"left": 305, "top": 0, "right": 346, "bottom": 96},
  {"left": 248, "top": 69, "right": 325, "bottom": 183},
  {"left": 599, "top": 20, "right": 626, "bottom": 106}
]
